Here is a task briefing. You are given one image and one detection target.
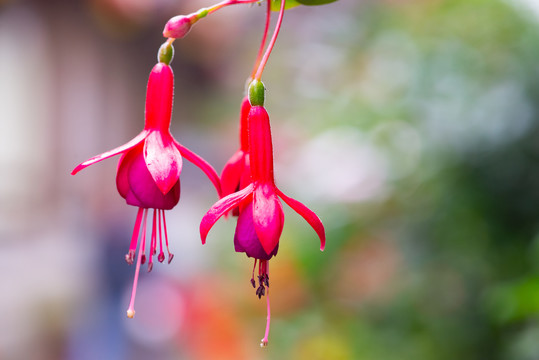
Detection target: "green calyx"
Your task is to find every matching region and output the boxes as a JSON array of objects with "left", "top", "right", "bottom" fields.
[
  {"left": 158, "top": 41, "right": 174, "bottom": 65},
  {"left": 248, "top": 80, "right": 266, "bottom": 107}
]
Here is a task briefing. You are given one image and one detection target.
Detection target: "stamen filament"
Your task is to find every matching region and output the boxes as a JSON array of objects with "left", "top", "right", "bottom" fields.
[
  {"left": 251, "top": 259, "right": 258, "bottom": 288},
  {"left": 148, "top": 210, "right": 157, "bottom": 272},
  {"left": 127, "top": 208, "right": 149, "bottom": 318},
  {"left": 141, "top": 212, "right": 147, "bottom": 265},
  {"left": 158, "top": 209, "right": 165, "bottom": 263},
  {"left": 161, "top": 210, "right": 174, "bottom": 263},
  {"left": 254, "top": 0, "right": 286, "bottom": 81},
  {"left": 126, "top": 207, "right": 144, "bottom": 264}
]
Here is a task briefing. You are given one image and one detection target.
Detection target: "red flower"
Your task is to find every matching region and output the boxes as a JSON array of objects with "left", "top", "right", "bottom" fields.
[
  {"left": 72, "top": 61, "right": 221, "bottom": 318},
  {"left": 199, "top": 81, "right": 325, "bottom": 345},
  {"left": 201, "top": 103, "right": 325, "bottom": 260},
  {"left": 219, "top": 96, "right": 251, "bottom": 215}
]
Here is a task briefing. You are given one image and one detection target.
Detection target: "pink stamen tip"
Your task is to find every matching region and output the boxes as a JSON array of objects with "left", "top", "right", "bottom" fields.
[
  {"left": 158, "top": 253, "right": 165, "bottom": 263},
  {"left": 127, "top": 209, "right": 148, "bottom": 318},
  {"left": 141, "top": 254, "right": 146, "bottom": 265},
  {"left": 147, "top": 262, "right": 153, "bottom": 272},
  {"left": 168, "top": 253, "right": 175, "bottom": 264}
]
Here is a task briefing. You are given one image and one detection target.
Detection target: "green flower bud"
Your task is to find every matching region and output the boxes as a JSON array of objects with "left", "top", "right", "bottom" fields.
[
  {"left": 248, "top": 79, "right": 266, "bottom": 107},
  {"left": 158, "top": 41, "right": 174, "bottom": 65}
]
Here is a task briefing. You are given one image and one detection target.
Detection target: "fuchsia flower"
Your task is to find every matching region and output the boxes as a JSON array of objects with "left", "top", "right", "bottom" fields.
[
  {"left": 200, "top": 80, "right": 325, "bottom": 346},
  {"left": 72, "top": 50, "right": 221, "bottom": 318},
  {"left": 220, "top": 96, "right": 251, "bottom": 215}
]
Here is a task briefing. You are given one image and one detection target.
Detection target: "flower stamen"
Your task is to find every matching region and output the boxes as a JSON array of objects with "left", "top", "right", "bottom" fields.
[
  {"left": 161, "top": 210, "right": 174, "bottom": 263},
  {"left": 126, "top": 207, "right": 144, "bottom": 265},
  {"left": 251, "top": 259, "right": 258, "bottom": 288},
  {"left": 148, "top": 210, "right": 158, "bottom": 272},
  {"left": 158, "top": 209, "right": 165, "bottom": 263},
  {"left": 127, "top": 208, "right": 149, "bottom": 318}
]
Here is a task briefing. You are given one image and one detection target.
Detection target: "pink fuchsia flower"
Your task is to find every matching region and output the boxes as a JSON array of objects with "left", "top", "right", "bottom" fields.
[
  {"left": 219, "top": 96, "right": 251, "bottom": 215},
  {"left": 72, "top": 48, "right": 221, "bottom": 318},
  {"left": 200, "top": 80, "right": 325, "bottom": 346}
]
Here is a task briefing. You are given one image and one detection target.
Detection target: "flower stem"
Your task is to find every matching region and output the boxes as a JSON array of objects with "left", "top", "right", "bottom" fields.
[
  {"left": 207, "top": 0, "right": 261, "bottom": 15},
  {"left": 254, "top": 0, "right": 286, "bottom": 81},
  {"left": 251, "top": 0, "right": 272, "bottom": 79}
]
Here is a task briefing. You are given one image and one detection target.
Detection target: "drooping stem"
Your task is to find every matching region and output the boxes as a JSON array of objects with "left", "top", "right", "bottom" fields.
[
  {"left": 254, "top": 0, "right": 286, "bottom": 81},
  {"left": 251, "top": 0, "right": 272, "bottom": 79},
  {"left": 207, "top": 0, "right": 261, "bottom": 14}
]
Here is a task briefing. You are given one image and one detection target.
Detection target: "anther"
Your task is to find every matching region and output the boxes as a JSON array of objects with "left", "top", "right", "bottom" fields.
[{"left": 125, "top": 250, "right": 135, "bottom": 265}]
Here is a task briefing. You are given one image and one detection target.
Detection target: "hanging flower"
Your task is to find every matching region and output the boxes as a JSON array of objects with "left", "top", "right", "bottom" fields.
[
  {"left": 72, "top": 42, "right": 221, "bottom": 318},
  {"left": 200, "top": 80, "right": 325, "bottom": 346}
]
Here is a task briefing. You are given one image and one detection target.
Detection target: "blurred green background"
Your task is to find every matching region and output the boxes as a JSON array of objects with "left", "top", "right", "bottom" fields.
[{"left": 1, "top": 0, "right": 539, "bottom": 359}]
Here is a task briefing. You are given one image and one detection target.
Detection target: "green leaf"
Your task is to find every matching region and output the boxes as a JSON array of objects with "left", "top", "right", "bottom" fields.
[
  {"left": 296, "top": 0, "right": 338, "bottom": 5},
  {"left": 270, "top": 0, "right": 302, "bottom": 11}
]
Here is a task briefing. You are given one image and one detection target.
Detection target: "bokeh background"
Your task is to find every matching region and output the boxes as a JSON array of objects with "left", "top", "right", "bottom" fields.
[{"left": 1, "top": 0, "right": 539, "bottom": 359}]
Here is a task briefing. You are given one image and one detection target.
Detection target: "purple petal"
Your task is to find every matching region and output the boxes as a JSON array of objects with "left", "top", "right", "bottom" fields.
[
  {"left": 200, "top": 184, "right": 254, "bottom": 244},
  {"left": 275, "top": 188, "right": 326, "bottom": 251},
  {"left": 125, "top": 150, "right": 180, "bottom": 210},
  {"left": 175, "top": 140, "right": 222, "bottom": 197},
  {"left": 234, "top": 201, "right": 278, "bottom": 260},
  {"left": 71, "top": 130, "right": 148, "bottom": 175},
  {"left": 252, "top": 183, "right": 284, "bottom": 256},
  {"left": 143, "top": 131, "right": 182, "bottom": 195}
]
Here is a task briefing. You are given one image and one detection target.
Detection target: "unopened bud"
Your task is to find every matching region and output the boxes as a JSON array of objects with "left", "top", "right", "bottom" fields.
[
  {"left": 158, "top": 41, "right": 174, "bottom": 65},
  {"left": 163, "top": 15, "right": 193, "bottom": 39}
]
